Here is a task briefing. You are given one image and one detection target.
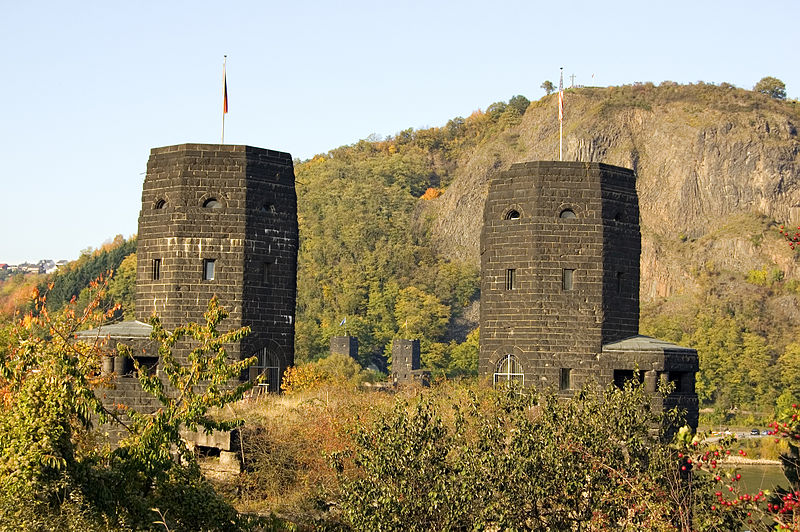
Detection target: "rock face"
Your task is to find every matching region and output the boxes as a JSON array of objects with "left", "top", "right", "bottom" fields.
[{"left": 423, "top": 84, "right": 800, "bottom": 303}]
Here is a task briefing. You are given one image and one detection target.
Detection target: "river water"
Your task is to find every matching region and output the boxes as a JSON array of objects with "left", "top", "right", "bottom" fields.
[{"left": 736, "top": 464, "right": 790, "bottom": 492}]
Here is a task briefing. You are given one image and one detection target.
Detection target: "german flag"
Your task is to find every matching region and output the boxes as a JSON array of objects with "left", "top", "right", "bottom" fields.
[{"left": 223, "top": 67, "right": 228, "bottom": 114}]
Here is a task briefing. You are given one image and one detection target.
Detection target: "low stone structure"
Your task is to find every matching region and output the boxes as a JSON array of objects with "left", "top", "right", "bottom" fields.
[
  {"left": 391, "top": 339, "right": 429, "bottom": 386},
  {"left": 330, "top": 336, "right": 359, "bottom": 359}
]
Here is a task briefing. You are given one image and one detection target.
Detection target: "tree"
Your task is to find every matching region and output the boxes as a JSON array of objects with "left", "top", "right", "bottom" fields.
[
  {"left": 0, "top": 282, "right": 258, "bottom": 530},
  {"left": 754, "top": 76, "right": 787, "bottom": 100},
  {"left": 508, "top": 94, "right": 530, "bottom": 115},
  {"left": 394, "top": 286, "right": 450, "bottom": 340},
  {"left": 541, "top": 80, "right": 556, "bottom": 95},
  {"left": 107, "top": 253, "right": 136, "bottom": 319}
]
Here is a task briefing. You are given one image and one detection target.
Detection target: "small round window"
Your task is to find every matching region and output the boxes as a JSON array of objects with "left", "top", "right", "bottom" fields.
[
  {"left": 203, "top": 198, "right": 222, "bottom": 209},
  {"left": 154, "top": 199, "right": 166, "bottom": 210},
  {"left": 559, "top": 209, "right": 576, "bottom": 219},
  {"left": 505, "top": 209, "right": 521, "bottom": 220}
]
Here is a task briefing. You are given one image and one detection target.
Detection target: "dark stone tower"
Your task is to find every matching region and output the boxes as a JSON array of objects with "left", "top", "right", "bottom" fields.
[
  {"left": 136, "top": 143, "right": 298, "bottom": 391},
  {"left": 480, "top": 161, "right": 698, "bottom": 427},
  {"left": 330, "top": 336, "right": 359, "bottom": 359},
  {"left": 391, "top": 339, "right": 428, "bottom": 386}
]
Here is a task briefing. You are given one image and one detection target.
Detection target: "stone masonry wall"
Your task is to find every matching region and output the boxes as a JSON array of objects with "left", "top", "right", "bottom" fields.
[
  {"left": 479, "top": 161, "right": 639, "bottom": 390},
  {"left": 135, "top": 143, "right": 297, "bottom": 373}
]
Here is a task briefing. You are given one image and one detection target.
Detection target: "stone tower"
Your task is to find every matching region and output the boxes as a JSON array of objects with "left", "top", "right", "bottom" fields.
[
  {"left": 480, "top": 161, "right": 698, "bottom": 427},
  {"left": 136, "top": 143, "right": 298, "bottom": 391}
]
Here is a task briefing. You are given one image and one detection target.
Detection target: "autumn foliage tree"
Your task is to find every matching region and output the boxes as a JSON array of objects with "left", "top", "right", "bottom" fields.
[{"left": 0, "top": 281, "right": 259, "bottom": 530}]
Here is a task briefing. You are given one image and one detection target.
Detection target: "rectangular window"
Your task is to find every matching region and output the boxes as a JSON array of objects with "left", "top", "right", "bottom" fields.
[
  {"left": 613, "top": 369, "right": 635, "bottom": 388},
  {"left": 505, "top": 268, "right": 515, "bottom": 290},
  {"left": 560, "top": 368, "right": 572, "bottom": 391},
  {"left": 262, "top": 261, "right": 271, "bottom": 285},
  {"left": 152, "top": 259, "right": 161, "bottom": 280},
  {"left": 616, "top": 271, "right": 624, "bottom": 295},
  {"left": 562, "top": 269, "right": 574, "bottom": 291},
  {"left": 203, "top": 259, "right": 216, "bottom": 281}
]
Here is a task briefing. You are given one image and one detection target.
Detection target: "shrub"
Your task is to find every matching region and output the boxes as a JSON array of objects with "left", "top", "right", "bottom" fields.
[{"left": 329, "top": 382, "right": 730, "bottom": 531}]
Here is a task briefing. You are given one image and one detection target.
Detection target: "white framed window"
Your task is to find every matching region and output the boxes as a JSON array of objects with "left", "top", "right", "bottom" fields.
[
  {"left": 494, "top": 354, "right": 524, "bottom": 386},
  {"left": 203, "top": 259, "right": 216, "bottom": 280},
  {"left": 506, "top": 268, "right": 516, "bottom": 290},
  {"left": 562, "top": 268, "right": 574, "bottom": 291}
]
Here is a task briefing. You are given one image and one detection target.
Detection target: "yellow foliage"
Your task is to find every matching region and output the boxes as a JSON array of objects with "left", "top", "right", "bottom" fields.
[{"left": 281, "top": 364, "right": 326, "bottom": 394}]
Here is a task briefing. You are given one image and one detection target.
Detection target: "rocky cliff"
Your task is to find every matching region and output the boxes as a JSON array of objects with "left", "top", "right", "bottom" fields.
[{"left": 421, "top": 83, "right": 800, "bottom": 302}]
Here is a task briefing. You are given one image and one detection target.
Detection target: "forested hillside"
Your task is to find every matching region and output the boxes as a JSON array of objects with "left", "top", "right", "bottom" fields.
[
  {"left": 4, "top": 82, "right": 799, "bottom": 418},
  {"left": 0, "top": 236, "right": 136, "bottom": 322},
  {"left": 293, "top": 81, "right": 800, "bottom": 418}
]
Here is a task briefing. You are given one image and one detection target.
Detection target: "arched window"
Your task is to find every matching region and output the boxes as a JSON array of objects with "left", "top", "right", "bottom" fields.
[
  {"left": 249, "top": 344, "right": 283, "bottom": 393},
  {"left": 559, "top": 208, "right": 577, "bottom": 219},
  {"left": 505, "top": 209, "right": 521, "bottom": 220},
  {"left": 203, "top": 198, "right": 222, "bottom": 209},
  {"left": 493, "top": 354, "right": 524, "bottom": 386},
  {"left": 154, "top": 199, "right": 166, "bottom": 210}
]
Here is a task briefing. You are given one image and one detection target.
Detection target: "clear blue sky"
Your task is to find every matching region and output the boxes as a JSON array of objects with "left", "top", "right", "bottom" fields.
[{"left": 1, "top": 0, "right": 797, "bottom": 264}]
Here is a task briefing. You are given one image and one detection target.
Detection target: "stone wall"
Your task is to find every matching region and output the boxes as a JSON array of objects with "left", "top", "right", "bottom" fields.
[
  {"left": 330, "top": 336, "right": 359, "bottom": 358},
  {"left": 479, "top": 162, "right": 640, "bottom": 389},
  {"left": 135, "top": 144, "right": 297, "bottom": 374}
]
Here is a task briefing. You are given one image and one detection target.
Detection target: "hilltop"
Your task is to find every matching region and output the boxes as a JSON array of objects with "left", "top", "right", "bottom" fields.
[
  {"left": 294, "top": 81, "right": 800, "bottom": 417},
  {"left": 421, "top": 82, "right": 800, "bottom": 298}
]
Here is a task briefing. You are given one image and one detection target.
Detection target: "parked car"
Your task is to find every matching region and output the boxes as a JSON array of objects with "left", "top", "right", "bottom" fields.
[
  {"left": 750, "top": 428, "right": 760, "bottom": 436},
  {"left": 762, "top": 429, "right": 770, "bottom": 435}
]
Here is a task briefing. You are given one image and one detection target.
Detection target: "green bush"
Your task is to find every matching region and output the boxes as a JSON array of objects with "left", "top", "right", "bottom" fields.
[{"left": 329, "top": 383, "right": 732, "bottom": 531}]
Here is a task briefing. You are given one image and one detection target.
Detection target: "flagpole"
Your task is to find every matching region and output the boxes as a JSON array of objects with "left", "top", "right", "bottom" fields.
[
  {"left": 221, "top": 55, "right": 227, "bottom": 144},
  {"left": 559, "top": 67, "right": 564, "bottom": 161}
]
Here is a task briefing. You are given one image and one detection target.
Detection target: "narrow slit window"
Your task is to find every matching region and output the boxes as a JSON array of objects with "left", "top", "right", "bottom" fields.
[
  {"left": 616, "top": 272, "right": 624, "bottom": 295},
  {"left": 613, "top": 369, "right": 635, "bottom": 388},
  {"left": 560, "top": 368, "right": 572, "bottom": 391},
  {"left": 669, "top": 372, "right": 684, "bottom": 393},
  {"left": 506, "top": 268, "right": 516, "bottom": 290},
  {"left": 262, "top": 262, "right": 271, "bottom": 285},
  {"left": 152, "top": 259, "right": 161, "bottom": 280},
  {"left": 203, "top": 259, "right": 216, "bottom": 281},
  {"left": 562, "top": 269, "right": 574, "bottom": 291}
]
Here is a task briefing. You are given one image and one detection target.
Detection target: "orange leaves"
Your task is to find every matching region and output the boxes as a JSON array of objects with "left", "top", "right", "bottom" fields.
[{"left": 420, "top": 187, "right": 444, "bottom": 201}]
